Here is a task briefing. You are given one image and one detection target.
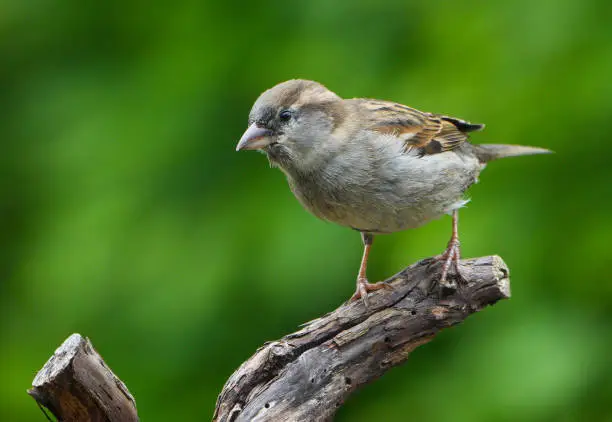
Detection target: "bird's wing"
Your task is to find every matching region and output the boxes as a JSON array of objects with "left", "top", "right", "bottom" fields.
[{"left": 352, "top": 99, "right": 484, "bottom": 155}]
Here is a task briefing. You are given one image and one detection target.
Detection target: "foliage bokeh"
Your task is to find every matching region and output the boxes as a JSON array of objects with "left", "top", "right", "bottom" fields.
[{"left": 2, "top": 1, "right": 611, "bottom": 420}]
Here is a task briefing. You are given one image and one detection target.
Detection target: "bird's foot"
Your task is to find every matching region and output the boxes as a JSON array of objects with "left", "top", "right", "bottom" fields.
[
  {"left": 435, "top": 237, "right": 465, "bottom": 288},
  {"left": 350, "top": 278, "right": 392, "bottom": 307}
]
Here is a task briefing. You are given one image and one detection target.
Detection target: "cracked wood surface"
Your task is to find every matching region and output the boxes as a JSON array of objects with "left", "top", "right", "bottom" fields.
[
  {"left": 214, "top": 255, "right": 510, "bottom": 422},
  {"left": 29, "top": 333, "right": 139, "bottom": 422}
]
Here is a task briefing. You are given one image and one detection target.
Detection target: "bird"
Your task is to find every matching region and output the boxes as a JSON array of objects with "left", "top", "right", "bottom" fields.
[{"left": 236, "top": 79, "right": 550, "bottom": 304}]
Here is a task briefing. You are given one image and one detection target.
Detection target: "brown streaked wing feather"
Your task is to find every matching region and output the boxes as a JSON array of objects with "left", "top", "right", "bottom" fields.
[
  {"left": 433, "top": 120, "right": 468, "bottom": 152},
  {"left": 355, "top": 99, "right": 469, "bottom": 155},
  {"left": 409, "top": 116, "right": 443, "bottom": 152}
]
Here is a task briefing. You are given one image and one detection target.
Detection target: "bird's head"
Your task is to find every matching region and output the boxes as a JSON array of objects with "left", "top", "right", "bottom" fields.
[{"left": 236, "top": 79, "right": 345, "bottom": 170}]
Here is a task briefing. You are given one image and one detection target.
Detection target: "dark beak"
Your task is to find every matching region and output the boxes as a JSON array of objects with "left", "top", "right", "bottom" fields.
[{"left": 235, "top": 124, "right": 274, "bottom": 151}]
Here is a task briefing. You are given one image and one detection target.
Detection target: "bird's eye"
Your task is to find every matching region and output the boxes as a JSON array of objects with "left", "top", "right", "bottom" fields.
[{"left": 279, "top": 110, "right": 292, "bottom": 122}]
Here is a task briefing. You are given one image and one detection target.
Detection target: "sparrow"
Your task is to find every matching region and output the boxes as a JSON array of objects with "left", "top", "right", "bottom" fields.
[{"left": 236, "top": 79, "right": 550, "bottom": 304}]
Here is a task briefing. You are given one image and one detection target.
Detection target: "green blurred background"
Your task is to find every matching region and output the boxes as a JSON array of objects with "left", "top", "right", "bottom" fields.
[{"left": 2, "top": 0, "right": 611, "bottom": 420}]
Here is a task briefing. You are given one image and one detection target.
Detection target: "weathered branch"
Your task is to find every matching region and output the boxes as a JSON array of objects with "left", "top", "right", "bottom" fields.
[
  {"left": 214, "top": 255, "right": 510, "bottom": 422},
  {"left": 29, "top": 333, "right": 139, "bottom": 422}
]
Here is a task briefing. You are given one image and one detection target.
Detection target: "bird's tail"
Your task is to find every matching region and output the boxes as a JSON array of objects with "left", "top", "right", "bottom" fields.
[{"left": 474, "top": 144, "right": 552, "bottom": 163}]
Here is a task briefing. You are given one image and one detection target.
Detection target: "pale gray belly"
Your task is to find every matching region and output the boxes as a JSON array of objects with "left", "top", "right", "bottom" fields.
[
  {"left": 290, "top": 186, "right": 462, "bottom": 234},
  {"left": 286, "top": 151, "right": 483, "bottom": 234}
]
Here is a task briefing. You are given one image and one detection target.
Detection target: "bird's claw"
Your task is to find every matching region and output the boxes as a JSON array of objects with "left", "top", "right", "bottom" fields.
[
  {"left": 436, "top": 237, "right": 465, "bottom": 287},
  {"left": 350, "top": 278, "right": 392, "bottom": 307}
]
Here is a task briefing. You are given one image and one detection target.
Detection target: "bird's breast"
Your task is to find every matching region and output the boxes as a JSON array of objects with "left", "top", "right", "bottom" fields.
[
  {"left": 285, "top": 168, "right": 429, "bottom": 233},
  {"left": 281, "top": 143, "right": 483, "bottom": 234}
]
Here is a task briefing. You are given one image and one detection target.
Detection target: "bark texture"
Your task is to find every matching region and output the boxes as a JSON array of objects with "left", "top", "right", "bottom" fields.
[
  {"left": 29, "top": 333, "right": 138, "bottom": 422},
  {"left": 214, "top": 255, "right": 510, "bottom": 422}
]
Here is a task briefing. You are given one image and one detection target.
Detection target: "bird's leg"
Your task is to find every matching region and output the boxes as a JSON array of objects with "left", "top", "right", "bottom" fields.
[
  {"left": 438, "top": 209, "right": 463, "bottom": 286},
  {"left": 350, "top": 233, "right": 391, "bottom": 306}
]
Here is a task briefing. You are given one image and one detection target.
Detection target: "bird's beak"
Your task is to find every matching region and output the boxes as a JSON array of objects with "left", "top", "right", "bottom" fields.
[{"left": 236, "top": 124, "right": 274, "bottom": 151}]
